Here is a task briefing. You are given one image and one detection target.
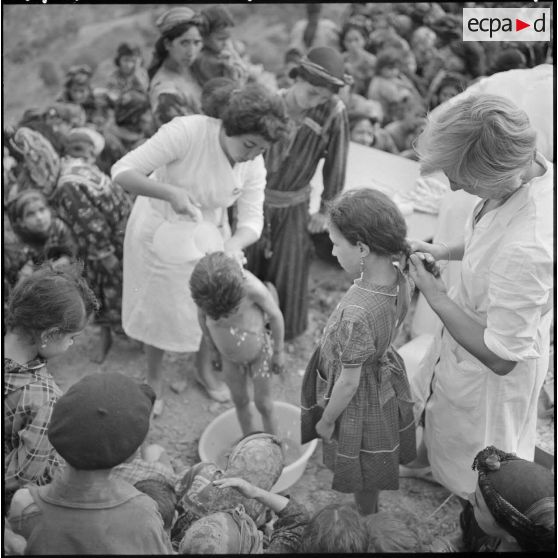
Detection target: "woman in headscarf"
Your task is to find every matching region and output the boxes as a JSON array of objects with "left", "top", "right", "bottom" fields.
[
  {"left": 433, "top": 446, "right": 555, "bottom": 552},
  {"left": 111, "top": 81, "right": 289, "bottom": 415},
  {"left": 173, "top": 433, "right": 308, "bottom": 554},
  {"left": 147, "top": 7, "right": 207, "bottom": 128},
  {"left": 7, "top": 126, "right": 131, "bottom": 364},
  {"left": 245, "top": 46, "right": 350, "bottom": 341}
]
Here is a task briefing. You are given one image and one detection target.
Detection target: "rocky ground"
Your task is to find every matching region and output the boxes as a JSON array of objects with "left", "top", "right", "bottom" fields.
[{"left": 49, "top": 254, "right": 554, "bottom": 551}]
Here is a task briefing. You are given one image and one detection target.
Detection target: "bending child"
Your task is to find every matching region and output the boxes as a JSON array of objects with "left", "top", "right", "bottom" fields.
[
  {"left": 301, "top": 188, "right": 417, "bottom": 515},
  {"left": 190, "top": 252, "right": 285, "bottom": 436}
]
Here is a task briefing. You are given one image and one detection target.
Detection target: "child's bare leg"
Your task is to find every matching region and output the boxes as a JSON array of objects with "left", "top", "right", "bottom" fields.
[
  {"left": 354, "top": 488, "right": 380, "bottom": 515},
  {"left": 222, "top": 359, "right": 256, "bottom": 436},
  {"left": 146, "top": 344, "right": 164, "bottom": 394},
  {"left": 253, "top": 374, "right": 278, "bottom": 435},
  {"left": 91, "top": 325, "right": 112, "bottom": 363},
  {"left": 196, "top": 335, "right": 226, "bottom": 391}
]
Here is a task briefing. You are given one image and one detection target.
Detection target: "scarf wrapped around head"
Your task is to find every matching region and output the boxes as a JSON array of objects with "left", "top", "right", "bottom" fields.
[
  {"left": 179, "top": 505, "right": 263, "bottom": 554},
  {"left": 472, "top": 446, "right": 555, "bottom": 552},
  {"left": 9, "top": 127, "right": 60, "bottom": 198},
  {"left": 171, "top": 433, "right": 283, "bottom": 548}
]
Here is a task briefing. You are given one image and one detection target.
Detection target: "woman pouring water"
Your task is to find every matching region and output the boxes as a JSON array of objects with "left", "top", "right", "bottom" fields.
[{"left": 111, "top": 82, "right": 289, "bottom": 416}]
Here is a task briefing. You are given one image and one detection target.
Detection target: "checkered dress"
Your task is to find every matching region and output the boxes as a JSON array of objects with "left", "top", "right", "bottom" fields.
[
  {"left": 4, "top": 358, "right": 63, "bottom": 502},
  {"left": 314, "top": 275, "right": 416, "bottom": 492}
]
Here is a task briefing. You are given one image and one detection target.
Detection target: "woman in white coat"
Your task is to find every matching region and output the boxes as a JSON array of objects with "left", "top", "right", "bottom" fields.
[
  {"left": 407, "top": 93, "right": 553, "bottom": 499},
  {"left": 111, "top": 82, "right": 288, "bottom": 415}
]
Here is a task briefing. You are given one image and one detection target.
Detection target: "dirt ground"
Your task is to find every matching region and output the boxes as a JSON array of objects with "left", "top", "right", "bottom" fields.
[{"left": 48, "top": 253, "right": 555, "bottom": 550}]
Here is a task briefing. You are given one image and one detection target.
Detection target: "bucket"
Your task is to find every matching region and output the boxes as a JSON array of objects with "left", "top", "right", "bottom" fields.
[{"left": 198, "top": 401, "right": 318, "bottom": 493}]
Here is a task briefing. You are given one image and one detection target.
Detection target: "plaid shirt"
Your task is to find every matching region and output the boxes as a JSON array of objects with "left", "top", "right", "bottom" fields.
[{"left": 4, "top": 358, "right": 63, "bottom": 498}]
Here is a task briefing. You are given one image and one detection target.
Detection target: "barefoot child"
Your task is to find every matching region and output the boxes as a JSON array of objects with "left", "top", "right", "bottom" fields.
[
  {"left": 4, "top": 263, "right": 98, "bottom": 505},
  {"left": 190, "top": 252, "right": 285, "bottom": 436},
  {"left": 301, "top": 188, "right": 417, "bottom": 515}
]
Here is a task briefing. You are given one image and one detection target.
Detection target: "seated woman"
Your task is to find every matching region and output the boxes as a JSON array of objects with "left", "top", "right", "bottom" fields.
[
  {"left": 5, "top": 190, "right": 77, "bottom": 294},
  {"left": 105, "top": 42, "right": 149, "bottom": 103}
]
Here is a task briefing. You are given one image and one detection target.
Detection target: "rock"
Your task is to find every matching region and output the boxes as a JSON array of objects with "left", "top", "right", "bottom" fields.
[
  {"left": 208, "top": 402, "right": 221, "bottom": 414},
  {"left": 170, "top": 379, "right": 188, "bottom": 394}
]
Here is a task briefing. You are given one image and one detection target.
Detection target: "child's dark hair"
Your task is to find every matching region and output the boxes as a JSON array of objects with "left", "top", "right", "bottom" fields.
[
  {"left": 364, "top": 512, "right": 422, "bottom": 552},
  {"left": 375, "top": 47, "right": 401, "bottom": 74},
  {"left": 200, "top": 5, "right": 235, "bottom": 35},
  {"left": 134, "top": 479, "right": 177, "bottom": 530},
  {"left": 299, "top": 504, "right": 369, "bottom": 553},
  {"left": 221, "top": 83, "right": 290, "bottom": 144},
  {"left": 189, "top": 252, "right": 244, "bottom": 321},
  {"left": 201, "top": 77, "right": 239, "bottom": 119},
  {"left": 328, "top": 188, "right": 410, "bottom": 258},
  {"left": 6, "top": 262, "right": 99, "bottom": 338}
]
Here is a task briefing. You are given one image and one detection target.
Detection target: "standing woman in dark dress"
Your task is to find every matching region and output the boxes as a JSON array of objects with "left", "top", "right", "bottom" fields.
[{"left": 246, "top": 47, "right": 350, "bottom": 341}]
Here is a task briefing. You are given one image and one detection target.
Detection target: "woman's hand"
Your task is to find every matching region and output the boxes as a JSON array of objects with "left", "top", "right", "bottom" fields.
[
  {"left": 315, "top": 417, "right": 335, "bottom": 442},
  {"left": 167, "top": 188, "right": 203, "bottom": 221},
  {"left": 407, "top": 238, "right": 436, "bottom": 257},
  {"left": 308, "top": 212, "right": 328, "bottom": 234},
  {"left": 212, "top": 477, "right": 259, "bottom": 499},
  {"left": 408, "top": 252, "right": 447, "bottom": 303},
  {"left": 223, "top": 238, "right": 247, "bottom": 267}
]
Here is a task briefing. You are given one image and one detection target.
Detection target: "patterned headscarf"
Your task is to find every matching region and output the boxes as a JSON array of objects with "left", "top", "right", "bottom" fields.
[
  {"left": 178, "top": 505, "right": 263, "bottom": 554},
  {"left": 9, "top": 127, "right": 60, "bottom": 197},
  {"left": 472, "top": 446, "right": 555, "bottom": 552},
  {"left": 171, "top": 433, "right": 283, "bottom": 548}
]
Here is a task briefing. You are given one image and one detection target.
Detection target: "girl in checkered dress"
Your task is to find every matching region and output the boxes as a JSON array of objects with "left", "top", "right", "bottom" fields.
[{"left": 301, "top": 188, "right": 416, "bottom": 515}]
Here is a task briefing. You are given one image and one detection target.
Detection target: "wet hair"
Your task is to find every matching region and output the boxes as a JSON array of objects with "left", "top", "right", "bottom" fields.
[
  {"left": 134, "top": 479, "right": 177, "bottom": 530},
  {"left": 364, "top": 512, "right": 421, "bottom": 552},
  {"left": 416, "top": 93, "right": 537, "bottom": 190},
  {"left": 6, "top": 262, "right": 99, "bottom": 339},
  {"left": 201, "top": 77, "right": 239, "bottom": 119},
  {"left": 201, "top": 5, "right": 235, "bottom": 35},
  {"left": 299, "top": 504, "right": 369, "bottom": 553},
  {"left": 221, "top": 83, "right": 290, "bottom": 143},
  {"left": 328, "top": 188, "right": 409, "bottom": 258},
  {"left": 190, "top": 252, "right": 245, "bottom": 320},
  {"left": 147, "top": 18, "right": 208, "bottom": 80}
]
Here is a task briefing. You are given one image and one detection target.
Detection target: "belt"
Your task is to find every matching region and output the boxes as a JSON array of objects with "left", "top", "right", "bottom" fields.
[{"left": 264, "top": 185, "right": 311, "bottom": 208}]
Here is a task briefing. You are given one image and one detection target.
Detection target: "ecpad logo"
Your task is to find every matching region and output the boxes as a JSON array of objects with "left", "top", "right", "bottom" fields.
[{"left": 463, "top": 7, "right": 550, "bottom": 41}]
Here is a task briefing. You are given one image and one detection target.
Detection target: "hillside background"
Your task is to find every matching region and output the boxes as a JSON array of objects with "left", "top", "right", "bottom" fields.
[{"left": 2, "top": 3, "right": 349, "bottom": 126}]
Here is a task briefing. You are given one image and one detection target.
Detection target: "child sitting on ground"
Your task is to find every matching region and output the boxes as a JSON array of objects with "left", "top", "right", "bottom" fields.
[
  {"left": 4, "top": 264, "right": 98, "bottom": 506},
  {"left": 348, "top": 110, "right": 398, "bottom": 153},
  {"left": 190, "top": 252, "right": 285, "bottom": 436},
  {"left": 5, "top": 190, "right": 77, "bottom": 294},
  {"left": 105, "top": 42, "right": 149, "bottom": 103},
  {"left": 8, "top": 372, "right": 173, "bottom": 555}
]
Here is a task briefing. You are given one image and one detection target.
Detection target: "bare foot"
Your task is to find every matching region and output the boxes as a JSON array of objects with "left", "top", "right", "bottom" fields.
[{"left": 90, "top": 327, "right": 112, "bottom": 363}]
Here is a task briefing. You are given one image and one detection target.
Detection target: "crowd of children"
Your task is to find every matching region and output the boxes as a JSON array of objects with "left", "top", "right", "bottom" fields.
[{"left": 3, "top": 2, "right": 555, "bottom": 555}]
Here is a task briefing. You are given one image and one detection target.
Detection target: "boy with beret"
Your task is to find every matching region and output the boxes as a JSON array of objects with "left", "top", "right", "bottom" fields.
[{"left": 7, "top": 372, "right": 173, "bottom": 555}]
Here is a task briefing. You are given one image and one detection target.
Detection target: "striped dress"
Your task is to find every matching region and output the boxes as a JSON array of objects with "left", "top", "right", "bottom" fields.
[
  {"left": 311, "top": 274, "right": 416, "bottom": 492},
  {"left": 245, "top": 94, "right": 349, "bottom": 340}
]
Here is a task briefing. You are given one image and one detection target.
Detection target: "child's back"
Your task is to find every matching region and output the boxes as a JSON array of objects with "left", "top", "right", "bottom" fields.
[{"left": 12, "top": 476, "right": 171, "bottom": 555}]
